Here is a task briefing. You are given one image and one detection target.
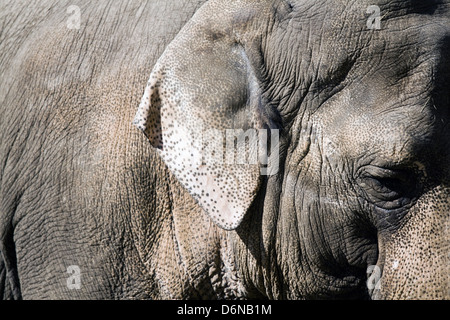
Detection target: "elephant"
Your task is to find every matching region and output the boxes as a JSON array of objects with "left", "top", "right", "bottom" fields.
[{"left": 0, "top": 0, "right": 449, "bottom": 300}]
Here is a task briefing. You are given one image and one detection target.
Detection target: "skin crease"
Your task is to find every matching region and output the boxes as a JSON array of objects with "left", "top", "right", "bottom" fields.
[{"left": 0, "top": 0, "right": 449, "bottom": 300}]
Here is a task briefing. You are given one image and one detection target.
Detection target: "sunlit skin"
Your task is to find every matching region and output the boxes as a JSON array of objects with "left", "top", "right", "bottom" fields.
[{"left": 1, "top": 0, "right": 448, "bottom": 299}]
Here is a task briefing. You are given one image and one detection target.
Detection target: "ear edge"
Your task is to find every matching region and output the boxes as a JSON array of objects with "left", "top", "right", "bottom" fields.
[{"left": 133, "top": 66, "right": 164, "bottom": 150}]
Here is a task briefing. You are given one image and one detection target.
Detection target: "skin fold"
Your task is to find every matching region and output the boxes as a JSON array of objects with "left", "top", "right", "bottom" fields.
[{"left": 0, "top": 0, "right": 449, "bottom": 299}]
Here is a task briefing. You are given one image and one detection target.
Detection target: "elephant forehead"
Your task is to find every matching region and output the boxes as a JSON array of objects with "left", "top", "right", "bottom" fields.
[{"left": 314, "top": 87, "right": 438, "bottom": 164}]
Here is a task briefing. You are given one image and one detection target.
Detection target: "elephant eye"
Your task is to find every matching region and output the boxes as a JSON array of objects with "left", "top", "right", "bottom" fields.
[
  {"left": 363, "top": 176, "right": 403, "bottom": 200},
  {"left": 358, "top": 166, "right": 419, "bottom": 206}
]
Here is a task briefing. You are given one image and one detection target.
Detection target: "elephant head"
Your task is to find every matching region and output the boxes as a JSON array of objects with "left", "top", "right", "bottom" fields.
[{"left": 134, "top": 0, "right": 449, "bottom": 299}]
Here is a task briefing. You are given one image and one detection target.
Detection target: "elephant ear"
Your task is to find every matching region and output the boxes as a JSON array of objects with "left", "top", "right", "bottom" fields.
[{"left": 133, "top": 4, "right": 279, "bottom": 230}]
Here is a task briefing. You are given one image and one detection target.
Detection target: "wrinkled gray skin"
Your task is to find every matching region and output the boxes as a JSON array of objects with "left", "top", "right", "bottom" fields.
[{"left": 0, "top": 0, "right": 449, "bottom": 300}]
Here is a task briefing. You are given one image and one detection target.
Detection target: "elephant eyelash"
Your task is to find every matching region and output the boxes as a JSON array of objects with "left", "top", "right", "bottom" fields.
[
  {"left": 362, "top": 176, "right": 402, "bottom": 200},
  {"left": 357, "top": 165, "right": 421, "bottom": 206}
]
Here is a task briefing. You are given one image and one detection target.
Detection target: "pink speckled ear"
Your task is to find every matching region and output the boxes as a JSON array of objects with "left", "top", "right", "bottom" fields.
[{"left": 133, "top": 2, "right": 278, "bottom": 230}]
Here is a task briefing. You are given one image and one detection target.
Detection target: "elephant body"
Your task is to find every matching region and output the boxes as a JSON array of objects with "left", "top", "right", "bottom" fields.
[
  {"left": 0, "top": 0, "right": 449, "bottom": 299},
  {"left": 0, "top": 0, "right": 221, "bottom": 299}
]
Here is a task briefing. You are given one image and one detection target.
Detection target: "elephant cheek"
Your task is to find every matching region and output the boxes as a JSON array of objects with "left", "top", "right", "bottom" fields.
[{"left": 377, "top": 185, "right": 450, "bottom": 300}]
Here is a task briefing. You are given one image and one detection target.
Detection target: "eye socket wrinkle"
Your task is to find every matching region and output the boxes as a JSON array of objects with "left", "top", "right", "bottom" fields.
[{"left": 356, "top": 164, "right": 422, "bottom": 203}]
